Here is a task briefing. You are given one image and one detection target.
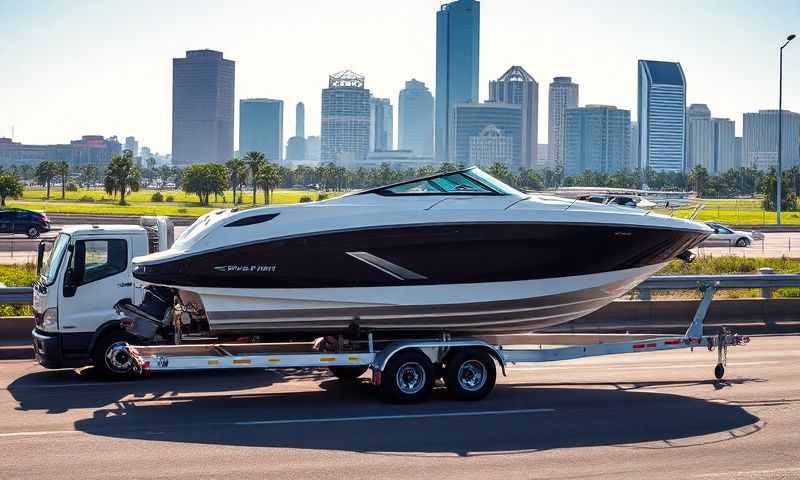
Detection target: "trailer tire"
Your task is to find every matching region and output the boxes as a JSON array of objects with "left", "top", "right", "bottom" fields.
[
  {"left": 380, "top": 350, "right": 434, "bottom": 403},
  {"left": 329, "top": 365, "right": 368, "bottom": 381},
  {"left": 92, "top": 331, "right": 138, "bottom": 379},
  {"left": 445, "top": 349, "right": 496, "bottom": 401}
]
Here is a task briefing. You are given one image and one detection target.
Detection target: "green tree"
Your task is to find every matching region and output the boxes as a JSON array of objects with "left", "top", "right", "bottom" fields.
[
  {"left": 158, "top": 165, "right": 174, "bottom": 187},
  {"left": 256, "top": 162, "right": 283, "bottom": 205},
  {"left": 487, "top": 162, "right": 515, "bottom": 185},
  {"left": 688, "top": 165, "right": 710, "bottom": 197},
  {"left": 182, "top": 163, "right": 227, "bottom": 205},
  {"left": 0, "top": 172, "right": 24, "bottom": 206},
  {"left": 80, "top": 164, "right": 98, "bottom": 189},
  {"left": 104, "top": 150, "right": 141, "bottom": 205},
  {"left": 225, "top": 158, "right": 248, "bottom": 204},
  {"left": 243, "top": 151, "right": 265, "bottom": 204},
  {"left": 34, "top": 160, "right": 58, "bottom": 199},
  {"left": 55, "top": 160, "right": 69, "bottom": 199}
]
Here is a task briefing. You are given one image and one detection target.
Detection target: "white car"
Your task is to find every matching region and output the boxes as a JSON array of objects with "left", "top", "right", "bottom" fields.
[{"left": 703, "top": 222, "right": 755, "bottom": 247}]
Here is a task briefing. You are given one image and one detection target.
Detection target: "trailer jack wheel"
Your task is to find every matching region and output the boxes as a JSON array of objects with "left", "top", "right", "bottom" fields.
[{"left": 714, "top": 363, "right": 725, "bottom": 380}]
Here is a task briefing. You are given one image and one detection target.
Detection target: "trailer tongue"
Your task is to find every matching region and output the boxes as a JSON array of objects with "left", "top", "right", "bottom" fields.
[{"left": 111, "top": 282, "right": 749, "bottom": 403}]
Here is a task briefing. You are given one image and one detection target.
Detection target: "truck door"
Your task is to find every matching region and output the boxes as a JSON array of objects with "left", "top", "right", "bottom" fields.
[{"left": 58, "top": 236, "right": 134, "bottom": 335}]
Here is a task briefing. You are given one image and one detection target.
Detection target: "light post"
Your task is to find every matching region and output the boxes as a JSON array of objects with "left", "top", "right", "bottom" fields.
[{"left": 777, "top": 34, "right": 796, "bottom": 225}]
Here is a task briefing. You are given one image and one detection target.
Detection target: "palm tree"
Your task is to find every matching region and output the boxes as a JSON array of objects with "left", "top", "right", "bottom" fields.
[
  {"left": 104, "top": 151, "right": 141, "bottom": 205},
  {"left": 225, "top": 158, "right": 248, "bottom": 204},
  {"left": 257, "top": 162, "right": 283, "bottom": 205},
  {"left": 55, "top": 160, "right": 69, "bottom": 199},
  {"left": 34, "top": 160, "right": 58, "bottom": 199},
  {"left": 243, "top": 151, "right": 265, "bottom": 204}
]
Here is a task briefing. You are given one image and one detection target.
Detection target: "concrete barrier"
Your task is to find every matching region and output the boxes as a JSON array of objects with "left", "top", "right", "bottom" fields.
[{"left": 0, "top": 316, "right": 33, "bottom": 342}]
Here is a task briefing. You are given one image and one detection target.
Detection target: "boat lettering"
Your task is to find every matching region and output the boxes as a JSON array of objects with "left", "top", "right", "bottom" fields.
[{"left": 213, "top": 265, "right": 277, "bottom": 273}]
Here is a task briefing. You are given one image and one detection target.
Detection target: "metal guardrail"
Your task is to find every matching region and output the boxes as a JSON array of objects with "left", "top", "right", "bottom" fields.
[{"left": 0, "top": 287, "right": 34, "bottom": 304}]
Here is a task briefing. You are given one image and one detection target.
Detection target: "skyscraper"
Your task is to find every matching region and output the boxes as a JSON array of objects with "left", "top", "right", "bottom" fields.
[
  {"left": 296, "top": 102, "right": 305, "bottom": 138},
  {"left": 124, "top": 136, "right": 139, "bottom": 157},
  {"left": 489, "top": 66, "right": 538, "bottom": 168},
  {"left": 637, "top": 60, "right": 686, "bottom": 172},
  {"left": 398, "top": 79, "right": 434, "bottom": 158},
  {"left": 321, "top": 70, "right": 371, "bottom": 165},
  {"left": 370, "top": 97, "right": 393, "bottom": 151},
  {"left": 712, "top": 118, "right": 735, "bottom": 173},
  {"left": 306, "top": 136, "right": 321, "bottom": 161},
  {"left": 564, "top": 105, "right": 631, "bottom": 176},
  {"left": 742, "top": 110, "right": 800, "bottom": 171},
  {"left": 451, "top": 102, "right": 521, "bottom": 168},
  {"left": 733, "top": 136, "right": 743, "bottom": 169},
  {"left": 172, "top": 49, "right": 234, "bottom": 165},
  {"left": 239, "top": 98, "right": 283, "bottom": 162},
  {"left": 686, "top": 103, "right": 713, "bottom": 172},
  {"left": 435, "top": 0, "right": 480, "bottom": 162},
  {"left": 547, "top": 77, "right": 579, "bottom": 170},
  {"left": 630, "top": 122, "right": 639, "bottom": 169}
]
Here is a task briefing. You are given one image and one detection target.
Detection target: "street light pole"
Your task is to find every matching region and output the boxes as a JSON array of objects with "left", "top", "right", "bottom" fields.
[{"left": 777, "top": 34, "right": 796, "bottom": 225}]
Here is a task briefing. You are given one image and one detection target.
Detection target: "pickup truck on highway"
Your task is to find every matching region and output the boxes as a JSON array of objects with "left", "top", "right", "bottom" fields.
[{"left": 31, "top": 217, "right": 173, "bottom": 376}]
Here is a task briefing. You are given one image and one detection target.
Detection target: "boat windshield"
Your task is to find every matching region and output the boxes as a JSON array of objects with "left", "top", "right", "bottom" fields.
[{"left": 369, "top": 167, "right": 524, "bottom": 196}]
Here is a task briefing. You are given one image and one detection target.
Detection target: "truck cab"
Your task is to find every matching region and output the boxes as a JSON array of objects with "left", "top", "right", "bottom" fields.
[{"left": 32, "top": 217, "right": 173, "bottom": 376}]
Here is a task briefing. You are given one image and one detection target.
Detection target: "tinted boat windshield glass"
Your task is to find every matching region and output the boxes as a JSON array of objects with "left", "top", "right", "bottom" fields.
[
  {"left": 385, "top": 172, "right": 493, "bottom": 194},
  {"left": 370, "top": 167, "right": 523, "bottom": 196}
]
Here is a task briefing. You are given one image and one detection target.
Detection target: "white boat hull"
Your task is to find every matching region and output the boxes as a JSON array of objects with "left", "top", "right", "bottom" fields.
[{"left": 178, "top": 263, "right": 667, "bottom": 335}]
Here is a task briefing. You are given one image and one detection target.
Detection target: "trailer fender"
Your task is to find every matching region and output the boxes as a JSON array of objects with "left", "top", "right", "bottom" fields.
[{"left": 372, "top": 339, "right": 506, "bottom": 376}]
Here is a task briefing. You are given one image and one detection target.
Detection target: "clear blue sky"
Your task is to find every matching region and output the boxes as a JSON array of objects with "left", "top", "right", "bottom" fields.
[{"left": 1, "top": 0, "right": 799, "bottom": 154}]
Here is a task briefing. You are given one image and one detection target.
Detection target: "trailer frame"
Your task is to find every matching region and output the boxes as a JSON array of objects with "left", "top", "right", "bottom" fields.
[{"left": 112, "top": 281, "right": 749, "bottom": 402}]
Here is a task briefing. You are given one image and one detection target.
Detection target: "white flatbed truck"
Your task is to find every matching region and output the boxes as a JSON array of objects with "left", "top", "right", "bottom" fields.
[{"left": 113, "top": 282, "right": 749, "bottom": 403}]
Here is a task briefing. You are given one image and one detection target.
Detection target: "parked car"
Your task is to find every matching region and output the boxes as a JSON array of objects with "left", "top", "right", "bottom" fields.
[
  {"left": 0, "top": 208, "right": 51, "bottom": 238},
  {"left": 702, "top": 222, "right": 755, "bottom": 247}
]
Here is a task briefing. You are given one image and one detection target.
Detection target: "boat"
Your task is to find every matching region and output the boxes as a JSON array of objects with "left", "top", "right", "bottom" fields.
[{"left": 118, "top": 167, "right": 711, "bottom": 340}]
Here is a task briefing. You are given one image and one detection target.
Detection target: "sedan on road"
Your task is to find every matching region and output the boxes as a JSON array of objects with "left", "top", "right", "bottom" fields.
[
  {"left": 702, "top": 222, "right": 755, "bottom": 247},
  {"left": 0, "top": 208, "right": 51, "bottom": 238}
]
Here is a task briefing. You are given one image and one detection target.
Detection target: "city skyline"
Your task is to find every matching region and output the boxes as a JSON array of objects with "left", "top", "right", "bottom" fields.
[{"left": 2, "top": 0, "right": 800, "bottom": 155}]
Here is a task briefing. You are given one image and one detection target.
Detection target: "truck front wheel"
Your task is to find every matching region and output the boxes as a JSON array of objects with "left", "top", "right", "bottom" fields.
[{"left": 92, "top": 331, "right": 137, "bottom": 379}]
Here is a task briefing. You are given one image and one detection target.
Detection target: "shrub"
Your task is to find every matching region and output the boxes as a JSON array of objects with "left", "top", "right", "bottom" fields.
[
  {"left": 66, "top": 182, "right": 79, "bottom": 192},
  {"left": 318, "top": 192, "right": 330, "bottom": 201},
  {"left": 165, "top": 195, "right": 175, "bottom": 202},
  {"left": 177, "top": 208, "right": 187, "bottom": 214},
  {"left": 299, "top": 195, "right": 313, "bottom": 203},
  {"left": 78, "top": 195, "right": 95, "bottom": 202},
  {"left": 151, "top": 191, "right": 164, "bottom": 202}
]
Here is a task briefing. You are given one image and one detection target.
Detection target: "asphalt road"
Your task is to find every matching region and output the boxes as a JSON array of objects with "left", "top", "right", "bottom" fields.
[{"left": 0, "top": 336, "right": 798, "bottom": 479}]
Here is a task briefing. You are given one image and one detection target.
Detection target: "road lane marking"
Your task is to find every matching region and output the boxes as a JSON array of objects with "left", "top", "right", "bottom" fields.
[
  {"left": 234, "top": 408, "right": 555, "bottom": 426},
  {"left": 0, "top": 430, "right": 80, "bottom": 438},
  {"left": 0, "top": 408, "right": 555, "bottom": 438}
]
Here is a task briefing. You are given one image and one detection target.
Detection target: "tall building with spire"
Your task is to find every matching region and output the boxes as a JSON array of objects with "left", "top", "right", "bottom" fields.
[
  {"left": 435, "top": 0, "right": 480, "bottom": 162},
  {"left": 286, "top": 101, "right": 307, "bottom": 161},
  {"left": 398, "top": 79, "right": 434, "bottom": 158},
  {"left": 547, "top": 76, "right": 579, "bottom": 170},
  {"left": 489, "top": 66, "right": 538, "bottom": 168},
  {"left": 172, "top": 49, "right": 234, "bottom": 165}
]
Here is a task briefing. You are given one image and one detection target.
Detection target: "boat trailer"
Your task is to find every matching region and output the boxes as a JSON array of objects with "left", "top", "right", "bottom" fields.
[{"left": 111, "top": 282, "right": 749, "bottom": 402}]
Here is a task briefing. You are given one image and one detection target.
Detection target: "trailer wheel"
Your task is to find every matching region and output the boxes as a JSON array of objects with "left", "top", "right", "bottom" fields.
[
  {"left": 329, "top": 365, "right": 368, "bottom": 381},
  {"left": 380, "top": 350, "right": 434, "bottom": 403},
  {"left": 92, "top": 331, "right": 137, "bottom": 379},
  {"left": 445, "top": 349, "right": 496, "bottom": 401}
]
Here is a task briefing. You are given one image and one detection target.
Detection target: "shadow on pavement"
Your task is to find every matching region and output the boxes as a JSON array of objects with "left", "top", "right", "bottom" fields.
[{"left": 7, "top": 371, "right": 762, "bottom": 455}]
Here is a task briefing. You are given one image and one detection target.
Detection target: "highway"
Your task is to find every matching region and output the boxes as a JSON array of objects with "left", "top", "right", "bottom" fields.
[{"left": 1, "top": 336, "right": 798, "bottom": 479}]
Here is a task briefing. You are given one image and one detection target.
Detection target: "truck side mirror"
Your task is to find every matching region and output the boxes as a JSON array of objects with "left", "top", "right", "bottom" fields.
[{"left": 36, "top": 241, "right": 46, "bottom": 276}]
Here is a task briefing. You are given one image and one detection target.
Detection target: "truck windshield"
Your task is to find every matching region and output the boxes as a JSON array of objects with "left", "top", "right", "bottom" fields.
[{"left": 41, "top": 233, "right": 70, "bottom": 285}]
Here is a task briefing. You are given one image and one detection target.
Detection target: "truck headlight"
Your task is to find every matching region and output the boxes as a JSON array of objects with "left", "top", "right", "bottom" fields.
[{"left": 41, "top": 308, "right": 58, "bottom": 331}]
